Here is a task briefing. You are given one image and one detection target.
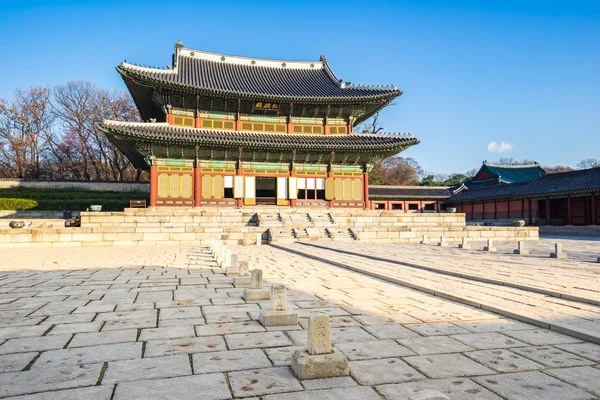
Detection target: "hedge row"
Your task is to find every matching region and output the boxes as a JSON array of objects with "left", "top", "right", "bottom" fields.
[
  {"left": 0, "top": 188, "right": 149, "bottom": 211},
  {"left": 0, "top": 198, "right": 38, "bottom": 210}
]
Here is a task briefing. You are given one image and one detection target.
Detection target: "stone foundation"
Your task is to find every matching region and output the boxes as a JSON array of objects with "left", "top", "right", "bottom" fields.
[{"left": 0, "top": 208, "right": 539, "bottom": 248}]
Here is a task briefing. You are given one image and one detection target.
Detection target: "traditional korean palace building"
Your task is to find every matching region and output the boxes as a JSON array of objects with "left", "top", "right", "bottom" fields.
[{"left": 99, "top": 42, "right": 418, "bottom": 208}]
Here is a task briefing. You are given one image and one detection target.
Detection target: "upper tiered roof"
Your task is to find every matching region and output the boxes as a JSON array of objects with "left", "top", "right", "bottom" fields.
[{"left": 117, "top": 41, "right": 402, "bottom": 103}]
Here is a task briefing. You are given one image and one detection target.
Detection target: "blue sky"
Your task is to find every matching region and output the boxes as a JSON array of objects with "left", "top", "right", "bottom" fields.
[{"left": 0, "top": 0, "right": 598, "bottom": 175}]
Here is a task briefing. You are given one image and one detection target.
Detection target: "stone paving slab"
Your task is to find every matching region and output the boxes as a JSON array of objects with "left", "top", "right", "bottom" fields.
[
  {"left": 102, "top": 354, "right": 192, "bottom": 384},
  {"left": 2, "top": 386, "right": 113, "bottom": 400},
  {"left": 32, "top": 342, "right": 142, "bottom": 368},
  {"left": 376, "top": 378, "right": 504, "bottom": 400},
  {"left": 474, "top": 371, "right": 596, "bottom": 400},
  {"left": 113, "top": 373, "right": 231, "bottom": 400},
  {"left": 228, "top": 366, "right": 303, "bottom": 397},
  {"left": 144, "top": 336, "right": 226, "bottom": 357},
  {"left": 349, "top": 357, "right": 424, "bottom": 385},
  {"left": 193, "top": 349, "right": 272, "bottom": 373},
  {"left": 0, "top": 363, "right": 102, "bottom": 397}
]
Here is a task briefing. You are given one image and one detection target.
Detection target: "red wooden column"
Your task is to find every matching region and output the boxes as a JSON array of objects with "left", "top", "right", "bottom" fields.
[
  {"left": 149, "top": 164, "right": 158, "bottom": 207},
  {"left": 592, "top": 193, "right": 598, "bottom": 225},
  {"left": 566, "top": 196, "right": 573, "bottom": 225},
  {"left": 481, "top": 201, "right": 485, "bottom": 220},
  {"left": 363, "top": 171, "right": 370, "bottom": 209},
  {"left": 545, "top": 198, "right": 551, "bottom": 226},
  {"left": 521, "top": 199, "right": 525, "bottom": 219},
  {"left": 403, "top": 200, "right": 407, "bottom": 213},
  {"left": 193, "top": 166, "right": 201, "bottom": 207},
  {"left": 507, "top": 199, "right": 511, "bottom": 219},
  {"left": 528, "top": 199, "right": 533, "bottom": 225},
  {"left": 493, "top": 200, "right": 497, "bottom": 220}
]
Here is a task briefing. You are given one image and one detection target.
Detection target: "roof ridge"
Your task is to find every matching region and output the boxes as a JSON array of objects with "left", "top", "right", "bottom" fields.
[
  {"left": 483, "top": 161, "right": 540, "bottom": 168},
  {"left": 176, "top": 42, "right": 325, "bottom": 71}
]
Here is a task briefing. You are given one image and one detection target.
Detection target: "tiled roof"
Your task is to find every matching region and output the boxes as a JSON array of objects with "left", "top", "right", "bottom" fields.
[
  {"left": 451, "top": 181, "right": 531, "bottom": 202},
  {"left": 513, "top": 168, "right": 600, "bottom": 198},
  {"left": 480, "top": 162, "right": 546, "bottom": 184},
  {"left": 369, "top": 186, "right": 451, "bottom": 200},
  {"left": 451, "top": 168, "right": 600, "bottom": 202},
  {"left": 98, "top": 121, "right": 418, "bottom": 152},
  {"left": 117, "top": 44, "right": 401, "bottom": 102}
]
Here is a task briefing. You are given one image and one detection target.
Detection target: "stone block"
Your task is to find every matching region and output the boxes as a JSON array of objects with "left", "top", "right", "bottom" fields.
[
  {"left": 550, "top": 252, "right": 567, "bottom": 259},
  {"left": 409, "top": 390, "right": 450, "bottom": 400},
  {"left": 243, "top": 288, "right": 271, "bottom": 301},
  {"left": 291, "top": 348, "right": 349, "bottom": 380},
  {"left": 233, "top": 276, "right": 251, "bottom": 287},
  {"left": 225, "top": 267, "right": 240, "bottom": 276},
  {"left": 259, "top": 310, "right": 298, "bottom": 327},
  {"left": 483, "top": 246, "right": 497, "bottom": 252}
]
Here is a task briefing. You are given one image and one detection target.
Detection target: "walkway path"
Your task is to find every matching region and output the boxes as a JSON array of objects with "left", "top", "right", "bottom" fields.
[{"left": 0, "top": 244, "right": 598, "bottom": 399}]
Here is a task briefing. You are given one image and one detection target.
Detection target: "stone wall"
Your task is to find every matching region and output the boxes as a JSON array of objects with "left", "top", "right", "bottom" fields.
[
  {"left": 539, "top": 225, "right": 600, "bottom": 237},
  {"left": 0, "top": 178, "right": 149, "bottom": 192}
]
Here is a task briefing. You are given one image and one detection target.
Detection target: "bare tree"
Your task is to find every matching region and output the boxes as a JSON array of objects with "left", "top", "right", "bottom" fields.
[
  {"left": 0, "top": 87, "right": 54, "bottom": 178},
  {"left": 577, "top": 158, "right": 600, "bottom": 170}
]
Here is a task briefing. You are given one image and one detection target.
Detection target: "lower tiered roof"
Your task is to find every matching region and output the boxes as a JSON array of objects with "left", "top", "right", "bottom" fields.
[{"left": 98, "top": 121, "right": 419, "bottom": 169}]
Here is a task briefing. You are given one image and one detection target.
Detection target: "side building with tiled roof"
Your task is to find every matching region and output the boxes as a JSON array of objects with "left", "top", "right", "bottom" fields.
[
  {"left": 99, "top": 41, "right": 418, "bottom": 208},
  {"left": 448, "top": 167, "right": 600, "bottom": 226}
]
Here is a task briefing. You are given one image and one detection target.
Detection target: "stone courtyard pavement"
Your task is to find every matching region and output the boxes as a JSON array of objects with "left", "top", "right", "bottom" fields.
[{"left": 0, "top": 238, "right": 599, "bottom": 399}]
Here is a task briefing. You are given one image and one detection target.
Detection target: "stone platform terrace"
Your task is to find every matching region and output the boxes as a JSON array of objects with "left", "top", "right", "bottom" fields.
[
  {"left": 0, "top": 238, "right": 599, "bottom": 399},
  {"left": 0, "top": 207, "right": 538, "bottom": 248}
]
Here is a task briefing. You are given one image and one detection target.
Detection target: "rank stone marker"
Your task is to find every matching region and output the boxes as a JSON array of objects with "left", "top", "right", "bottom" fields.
[
  {"left": 259, "top": 284, "right": 298, "bottom": 327},
  {"left": 420, "top": 234, "right": 430, "bottom": 245},
  {"left": 514, "top": 240, "right": 529, "bottom": 255},
  {"left": 550, "top": 243, "right": 567, "bottom": 259},
  {"left": 233, "top": 261, "right": 251, "bottom": 287},
  {"left": 225, "top": 253, "right": 240, "bottom": 276},
  {"left": 291, "top": 314, "right": 349, "bottom": 380},
  {"left": 483, "top": 238, "right": 497, "bottom": 252},
  {"left": 458, "top": 237, "right": 470, "bottom": 249},
  {"left": 243, "top": 269, "right": 271, "bottom": 301},
  {"left": 256, "top": 233, "right": 262, "bottom": 246},
  {"left": 408, "top": 390, "right": 450, "bottom": 400},
  {"left": 437, "top": 236, "right": 448, "bottom": 247}
]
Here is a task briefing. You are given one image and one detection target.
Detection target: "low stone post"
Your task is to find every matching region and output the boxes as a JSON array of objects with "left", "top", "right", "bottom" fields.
[
  {"left": 243, "top": 269, "right": 271, "bottom": 300},
  {"left": 223, "top": 249, "right": 232, "bottom": 268},
  {"left": 550, "top": 243, "right": 567, "bottom": 259},
  {"left": 226, "top": 253, "right": 240, "bottom": 276},
  {"left": 233, "top": 261, "right": 251, "bottom": 287},
  {"left": 256, "top": 233, "right": 262, "bottom": 246},
  {"left": 259, "top": 284, "right": 298, "bottom": 326},
  {"left": 437, "top": 236, "right": 447, "bottom": 247},
  {"left": 458, "top": 237, "right": 470, "bottom": 249},
  {"left": 408, "top": 390, "right": 450, "bottom": 400},
  {"left": 483, "top": 238, "right": 497, "bottom": 252},
  {"left": 420, "top": 234, "right": 430, "bottom": 245},
  {"left": 291, "top": 314, "right": 349, "bottom": 380},
  {"left": 513, "top": 240, "right": 529, "bottom": 255}
]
